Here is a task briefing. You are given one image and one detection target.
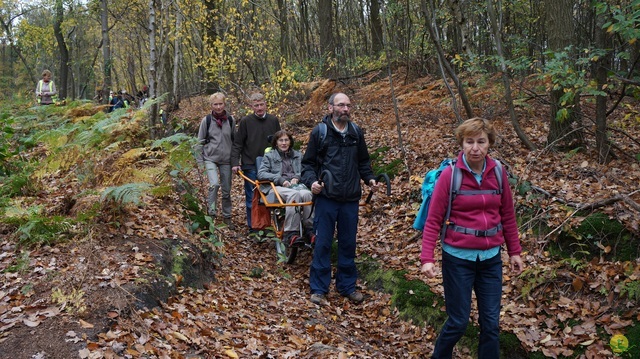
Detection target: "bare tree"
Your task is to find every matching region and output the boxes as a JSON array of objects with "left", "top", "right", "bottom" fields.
[
  {"left": 545, "top": 0, "right": 582, "bottom": 149},
  {"left": 421, "top": 0, "right": 473, "bottom": 121},
  {"left": 100, "top": 0, "right": 112, "bottom": 105},
  {"left": 53, "top": 0, "right": 69, "bottom": 100},
  {"left": 369, "top": 0, "right": 383, "bottom": 54},
  {"left": 318, "top": 0, "right": 335, "bottom": 77},
  {"left": 486, "top": 0, "right": 536, "bottom": 150},
  {"left": 148, "top": 0, "right": 159, "bottom": 139},
  {"left": 171, "top": 0, "right": 183, "bottom": 110},
  {"left": 593, "top": 9, "right": 613, "bottom": 163}
]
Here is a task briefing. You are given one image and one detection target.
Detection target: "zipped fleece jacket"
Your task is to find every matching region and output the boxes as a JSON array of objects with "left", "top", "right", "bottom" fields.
[
  {"left": 231, "top": 113, "right": 281, "bottom": 170},
  {"left": 301, "top": 116, "right": 376, "bottom": 202},
  {"left": 196, "top": 113, "right": 234, "bottom": 164},
  {"left": 257, "top": 148, "right": 303, "bottom": 193},
  {"left": 420, "top": 151, "right": 522, "bottom": 264}
]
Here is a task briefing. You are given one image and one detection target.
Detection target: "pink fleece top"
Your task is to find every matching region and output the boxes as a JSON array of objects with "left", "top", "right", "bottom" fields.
[{"left": 420, "top": 152, "right": 522, "bottom": 264}]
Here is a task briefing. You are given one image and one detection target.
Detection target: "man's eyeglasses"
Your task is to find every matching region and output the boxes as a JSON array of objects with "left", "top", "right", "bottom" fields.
[{"left": 333, "top": 103, "right": 352, "bottom": 108}]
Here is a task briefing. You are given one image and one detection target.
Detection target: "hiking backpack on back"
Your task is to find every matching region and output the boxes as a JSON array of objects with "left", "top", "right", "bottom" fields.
[{"left": 316, "top": 121, "right": 361, "bottom": 153}]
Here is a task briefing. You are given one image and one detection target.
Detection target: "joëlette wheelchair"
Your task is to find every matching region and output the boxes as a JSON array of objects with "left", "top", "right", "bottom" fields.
[
  {"left": 237, "top": 169, "right": 314, "bottom": 264},
  {"left": 238, "top": 167, "right": 392, "bottom": 264}
]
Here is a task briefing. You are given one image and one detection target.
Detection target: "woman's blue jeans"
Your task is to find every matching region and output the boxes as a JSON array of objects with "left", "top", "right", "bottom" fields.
[{"left": 432, "top": 251, "right": 502, "bottom": 359}]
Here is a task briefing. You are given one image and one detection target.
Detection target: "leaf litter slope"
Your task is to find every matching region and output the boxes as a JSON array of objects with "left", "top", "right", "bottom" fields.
[
  {"left": 1, "top": 72, "right": 639, "bottom": 358},
  {"left": 100, "top": 74, "right": 640, "bottom": 358}
]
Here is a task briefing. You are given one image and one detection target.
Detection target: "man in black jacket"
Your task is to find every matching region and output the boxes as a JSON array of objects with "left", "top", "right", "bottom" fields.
[
  {"left": 232, "top": 93, "right": 281, "bottom": 232},
  {"left": 301, "top": 92, "right": 378, "bottom": 305}
]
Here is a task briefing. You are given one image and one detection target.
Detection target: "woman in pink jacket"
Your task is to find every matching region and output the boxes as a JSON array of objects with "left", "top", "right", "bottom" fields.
[{"left": 420, "top": 117, "right": 524, "bottom": 358}]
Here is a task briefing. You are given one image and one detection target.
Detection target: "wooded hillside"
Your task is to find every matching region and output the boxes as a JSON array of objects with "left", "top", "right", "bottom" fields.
[
  {"left": 1, "top": 71, "right": 639, "bottom": 358},
  {"left": 1, "top": 0, "right": 640, "bottom": 358}
]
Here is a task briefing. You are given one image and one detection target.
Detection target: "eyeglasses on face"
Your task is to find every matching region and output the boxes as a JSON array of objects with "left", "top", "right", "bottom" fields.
[{"left": 332, "top": 103, "right": 352, "bottom": 108}]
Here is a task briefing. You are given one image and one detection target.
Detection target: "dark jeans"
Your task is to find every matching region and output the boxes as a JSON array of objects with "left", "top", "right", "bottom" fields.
[
  {"left": 432, "top": 251, "right": 502, "bottom": 359},
  {"left": 241, "top": 168, "right": 256, "bottom": 229},
  {"left": 309, "top": 196, "right": 359, "bottom": 296}
]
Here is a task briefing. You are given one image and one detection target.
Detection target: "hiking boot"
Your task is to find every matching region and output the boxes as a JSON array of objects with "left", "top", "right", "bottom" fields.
[
  {"left": 345, "top": 291, "right": 364, "bottom": 304},
  {"left": 310, "top": 293, "right": 326, "bottom": 305},
  {"left": 222, "top": 217, "right": 234, "bottom": 230},
  {"left": 285, "top": 231, "right": 303, "bottom": 247},
  {"left": 304, "top": 228, "right": 316, "bottom": 244}
]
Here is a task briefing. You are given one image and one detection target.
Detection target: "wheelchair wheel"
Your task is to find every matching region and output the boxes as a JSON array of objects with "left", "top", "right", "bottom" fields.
[{"left": 271, "top": 208, "right": 298, "bottom": 264}]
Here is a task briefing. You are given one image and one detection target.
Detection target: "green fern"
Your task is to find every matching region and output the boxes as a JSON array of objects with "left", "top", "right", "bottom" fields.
[
  {"left": 151, "top": 133, "right": 195, "bottom": 149},
  {"left": 8, "top": 213, "right": 75, "bottom": 247},
  {"left": 100, "top": 182, "right": 153, "bottom": 206}
]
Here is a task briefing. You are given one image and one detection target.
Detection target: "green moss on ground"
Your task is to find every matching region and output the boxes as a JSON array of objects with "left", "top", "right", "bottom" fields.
[
  {"left": 357, "top": 257, "right": 529, "bottom": 358},
  {"left": 621, "top": 322, "right": 640, "bottom": 358},
  {"left": 554, "top": 212, "right": 638, "bottom": 261}
]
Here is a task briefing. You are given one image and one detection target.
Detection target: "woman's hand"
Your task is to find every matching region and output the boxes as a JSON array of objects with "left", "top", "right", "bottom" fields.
[
  {"left": 283, "top": 178, "right": 298, "bottom": 187},
  {"left": 421, "top": 262, "right": 437, "bottom": 278}
]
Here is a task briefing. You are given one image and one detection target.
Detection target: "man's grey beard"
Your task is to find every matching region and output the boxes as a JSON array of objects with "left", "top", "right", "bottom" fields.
[{"left": 334, "top": 113, "right": 350, "bottom": 122}]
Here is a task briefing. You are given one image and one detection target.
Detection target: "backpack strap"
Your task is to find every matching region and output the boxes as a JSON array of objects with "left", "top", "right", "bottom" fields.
[
  {"left": 204, "top": 114, "right": 212, "bottom": 144},
  {"left": 205, "top": 114, "right": 235, "bottom": 144},
  {"left": 441, "top": 158, "right": 505, "bottom": 241},
  {"left": 440, "top": 160, "right": 458, "bottom": 242},
  {"left": 317, "top": 121, "right": 360, "bottom": 153},
  {"left": 456, "top": 159, "right": 503, "bottom": 196}
]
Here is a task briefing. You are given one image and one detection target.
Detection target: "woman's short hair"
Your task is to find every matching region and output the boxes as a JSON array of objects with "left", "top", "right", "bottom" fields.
[
  {"left": 209, "top": 92, "right": 226, "bottom": 103},
  {"left": 41, "top": 69, "right": 52, "bottom": 78},
  {"left": 455, "top": 117, "right": 496, "bottom": 146},
  {"left": 271, "top": 129, "right": 294, "bottom": 148}
]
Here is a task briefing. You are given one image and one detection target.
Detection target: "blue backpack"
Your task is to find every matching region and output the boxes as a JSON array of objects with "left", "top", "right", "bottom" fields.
[{"left": 413, "top": 159, "right": 503, "bottom": 235}]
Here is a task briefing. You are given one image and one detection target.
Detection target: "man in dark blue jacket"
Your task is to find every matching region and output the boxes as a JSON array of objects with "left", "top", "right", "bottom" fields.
[{"left": 301, "top": 92, "right": 378, "bottom": 305}]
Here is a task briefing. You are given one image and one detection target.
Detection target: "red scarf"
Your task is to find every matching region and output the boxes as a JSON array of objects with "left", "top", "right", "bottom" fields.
[{"left": 212, "top": 111, "right": 228, "bottom": 128}]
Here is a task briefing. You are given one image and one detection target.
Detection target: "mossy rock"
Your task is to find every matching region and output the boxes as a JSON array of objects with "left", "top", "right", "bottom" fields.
[
  {"left": 620, "top": 321, "right": 640, "bottom": 358},
  {"left": 358, "top": 257, "right": 445, "bottom": 327},
  {"left": 554, "top": 212, "right": 638, "bottom": 261},
  {"left": 357, "top": 257, "right": 533, "bottom": 357}
]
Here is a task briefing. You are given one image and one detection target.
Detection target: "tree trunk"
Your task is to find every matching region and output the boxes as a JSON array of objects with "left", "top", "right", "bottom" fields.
[
  {"left": 486, "top": 0, "right": 536, "bottom": 150},
  {"left": 149, "top": 0, "right": 159, "bottom": 139},
  {"left": 276, "top": 0, "right": 291, "bottom": 61},
  {"left": 172, "top": 0, "right": 183, "bottom": 111},
  {"left": 100, "top": 0, "right": 112, "bottom": 105},
  {"left": 54, "top": 0, "right": 69, "bottom": 100},
  {"left": 318, "top": 0, "right": 335, "bottom": 77},
  {"left": 369, "top": 0, "right": 383, "bottom": 55},
  {"left": 594, "top": 10, "right": 613, "bottom": 163},
  {"left": 421, "top": 0, "right": 474, "bottom": 121},
  {"left": 447, "top": 0, "right": 471, "bottom": 56},
  {"left": 545, "top": 0, "right": 582, "bottom": 149},
  {"left": 381, "top": 2, "right": 411, "bottom": 176},
  {"left": 0, "top": 16, "right": 37, "bottom": 85}
]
